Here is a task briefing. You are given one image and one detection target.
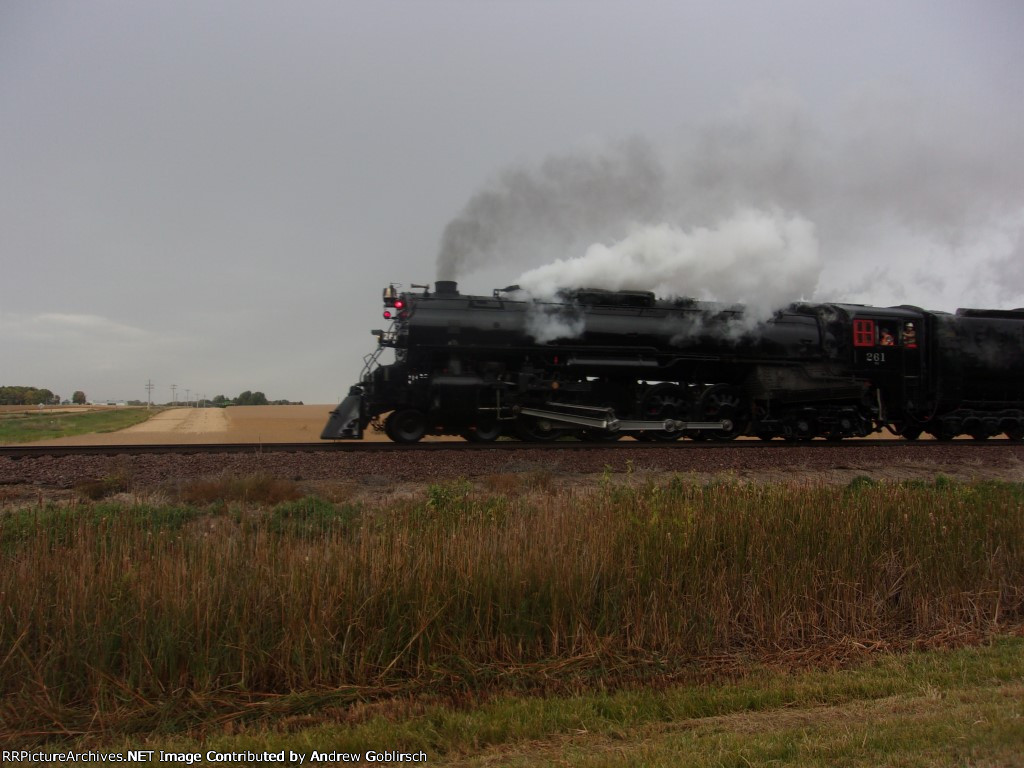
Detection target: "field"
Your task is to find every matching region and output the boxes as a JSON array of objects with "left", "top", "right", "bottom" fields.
[
  {"left": 1, "top": 475, "right": 1022, "bottom": 764},
  {"left": 4, "top": 408, "right": 1023, "bottom": 763},
  {"left": 12, "top": 404, "right": 459, "bottom": 445},
  {"left": 8, "top": 405, "right": 340, "bottom": 445},
  {"left": 0, "top": 406, "right": 159, "bottom": 444}
]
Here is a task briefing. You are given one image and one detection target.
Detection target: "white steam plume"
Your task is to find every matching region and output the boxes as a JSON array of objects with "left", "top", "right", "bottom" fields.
[
  {"left": 519, "top": 208, "right": 818, "bottom": 316},
  {"left": 522, "top": 303, "right": 586, "bottom": 344},
  {"left": 513, "top": 209, "right": 818, "bottom": 344}
]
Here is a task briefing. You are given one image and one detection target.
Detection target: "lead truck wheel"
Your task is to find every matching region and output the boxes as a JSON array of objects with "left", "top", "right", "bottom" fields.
[{"left": 385, "top": 409, "right": 427, "bottom": 443}]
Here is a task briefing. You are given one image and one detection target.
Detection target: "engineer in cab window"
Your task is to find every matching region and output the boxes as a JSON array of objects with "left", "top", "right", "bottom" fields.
[
  {"left": 880, "top": 328, "right": 895, "bottom": 346},
  {"left": 903, "top": 322, "right": 917, "bottom": 348}
]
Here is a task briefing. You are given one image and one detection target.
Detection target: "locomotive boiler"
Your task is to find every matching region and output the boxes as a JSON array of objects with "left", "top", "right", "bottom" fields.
[{"left": 322, "top": 280, "right": 1024, "bottom": 443}]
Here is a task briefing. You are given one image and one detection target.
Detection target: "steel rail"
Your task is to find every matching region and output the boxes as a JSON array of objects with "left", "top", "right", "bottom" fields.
[{"left": 1, "top": 438, "right": 1020, "bottom": 459}]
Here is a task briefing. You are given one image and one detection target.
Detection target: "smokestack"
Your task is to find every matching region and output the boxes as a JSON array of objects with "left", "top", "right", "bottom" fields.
[{"left": 435, "top": 280, "right": 459, "bottom": 295}]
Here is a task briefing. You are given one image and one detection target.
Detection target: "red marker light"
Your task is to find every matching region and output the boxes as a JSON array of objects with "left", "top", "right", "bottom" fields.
[
  {"left": 383, "top": 310, "right": 392, "bottom": 319},
  {"left": 394, "top": 299, "right": 405, "bottom": 309}
]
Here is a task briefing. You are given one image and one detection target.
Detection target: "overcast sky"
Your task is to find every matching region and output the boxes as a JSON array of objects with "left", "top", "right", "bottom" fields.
[{"left": 2, "top": 1, "right": 1022, "bottom": 404}]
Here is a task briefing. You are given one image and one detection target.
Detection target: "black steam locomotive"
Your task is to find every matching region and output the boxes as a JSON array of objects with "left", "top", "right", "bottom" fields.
[{"left": 322, "top": 280, "right": 1024, "bottom": 443}]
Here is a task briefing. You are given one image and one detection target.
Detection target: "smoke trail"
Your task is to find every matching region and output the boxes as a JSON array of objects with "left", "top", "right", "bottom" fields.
[
  {"left": 436, "top": 87, "right": 1024, "bottom": 312},
  {"left": 436, "top": 138, "right": 666, "bottom": 280}
]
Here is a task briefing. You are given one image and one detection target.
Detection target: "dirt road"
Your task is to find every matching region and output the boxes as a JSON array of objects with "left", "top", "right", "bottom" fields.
[{"left": 25, "top": 405, "right": 342, "bottom": 445}]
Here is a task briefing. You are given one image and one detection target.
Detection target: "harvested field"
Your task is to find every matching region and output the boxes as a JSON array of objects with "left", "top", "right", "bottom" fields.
[{"left": 21, "top": 405, "right": 459, "bottom": 445}]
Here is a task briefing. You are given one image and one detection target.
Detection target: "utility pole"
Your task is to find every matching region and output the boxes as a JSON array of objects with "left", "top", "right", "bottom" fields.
[
  {"left": 171, "top": 384, "right": 177, "bottom": 406},
  {"left": 185, "top": 388, "right": 191, "bottom": 407},
  {"left": 145, "top": 379, "right": 154, "bottom": 410}
]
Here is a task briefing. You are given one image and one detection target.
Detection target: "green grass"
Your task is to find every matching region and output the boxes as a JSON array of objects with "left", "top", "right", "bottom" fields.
[
  {"left": 1, "top": 477, "right": 1022, "bottom": 749},
  {"left": 0, "top": 407, "right": 158, "bottom": 443},
  {"left": 24, "top": 637, "right": 1024, "bottom": 766}
]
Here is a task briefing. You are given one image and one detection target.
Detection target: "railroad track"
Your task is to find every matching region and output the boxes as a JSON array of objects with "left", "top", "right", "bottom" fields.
[{"left": 1, "top": 438, "right": 1020, "bottom": 459}]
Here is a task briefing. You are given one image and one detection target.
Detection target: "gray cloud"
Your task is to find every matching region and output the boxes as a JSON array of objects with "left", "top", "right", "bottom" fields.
[{"left": 2, "top": 1, "right": 1022, "bottom": 402}]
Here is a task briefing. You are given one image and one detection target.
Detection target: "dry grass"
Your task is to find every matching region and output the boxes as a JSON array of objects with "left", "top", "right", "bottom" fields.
[
  {"left": 1, "top": 476, "right": 1022, "bottom": 743},
  {"left": 171, "top": 472, "right": 304, "bottom": 505},
  {"left": 74, "top": 473, "right": 131, "bottom": 501}
]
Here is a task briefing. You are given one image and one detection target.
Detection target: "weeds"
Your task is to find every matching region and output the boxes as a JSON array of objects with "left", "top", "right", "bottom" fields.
[
  {"left": 1, "top": 477, "right": 1022, "bottom": 743},
  {"left": 173, "top": 472, "right": 303, "bottom": 505},
  {"left": 75, "top": 473, "right": 131, "bottom": 500},
  {"left": 268, "top": 496, "right": 361, "bottom": 537}
]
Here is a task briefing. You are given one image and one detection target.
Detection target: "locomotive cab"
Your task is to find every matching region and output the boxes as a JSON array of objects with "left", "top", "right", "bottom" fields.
[{"left": 842, "top": 306, "right": 928, "bottom": 437}]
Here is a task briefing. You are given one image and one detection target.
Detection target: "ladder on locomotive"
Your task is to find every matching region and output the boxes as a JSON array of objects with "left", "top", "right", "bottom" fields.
[
  {"left": 360, "top": 345, "right": 386, "bottom": 382},
  {"left": 360, "top": 325, "right": 398, "bottom": 382}
]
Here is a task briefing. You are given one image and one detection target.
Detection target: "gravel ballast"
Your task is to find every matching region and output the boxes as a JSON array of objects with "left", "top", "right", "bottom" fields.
[{"left": 3, "top": 444, "right": 1024, "bottom": 498}]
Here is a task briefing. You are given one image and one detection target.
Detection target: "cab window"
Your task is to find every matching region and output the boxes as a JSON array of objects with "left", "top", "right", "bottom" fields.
[
  {"left": 877, "top": 323, "right": 898, "bottom": 346},
  {"left": 853, "top": 319, "right": 874, "bottom": 347}
]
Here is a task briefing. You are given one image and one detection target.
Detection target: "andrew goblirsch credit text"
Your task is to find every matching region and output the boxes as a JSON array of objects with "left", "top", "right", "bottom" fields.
[{"left": 3, "top": 750, "right": 429, "bottom": 764}]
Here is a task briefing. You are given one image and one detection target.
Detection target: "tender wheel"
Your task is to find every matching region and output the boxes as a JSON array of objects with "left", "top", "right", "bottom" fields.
[
  {"left": 1006, "top": 426, "right": 1024, "bottom": 442},
  {"left": 698, "top": 385, "right": 748, "bottom": 441},
  {"left": 792, "top": 418, "right": 816, "bottom": 441},
  {"left": 639, "top": 383, "right": 691, "bottom": 442},
  {"left": 892, "top": 421, "right": 923, "bottom": 441},
  {"left": 385, "top": 408, "right": 427, "bottom": 444},
  {"left": 462, "top": 416, "right": 502, "bottom": 443}
]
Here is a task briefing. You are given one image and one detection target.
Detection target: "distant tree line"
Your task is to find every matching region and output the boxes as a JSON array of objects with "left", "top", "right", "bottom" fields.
[
  {"left": 0, "top": 386, "right": 60, "bottom": 405},
  {"left": 1, "top": 385, "right": 300, "bottom": 408},
  {"left": 207, "top": 391, "right": 302, "bottom": 407}
]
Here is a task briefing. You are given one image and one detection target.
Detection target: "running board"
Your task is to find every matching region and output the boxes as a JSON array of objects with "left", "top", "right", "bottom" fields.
[{"left": 518, "top": 406, "right": 726, "bottom": 434}]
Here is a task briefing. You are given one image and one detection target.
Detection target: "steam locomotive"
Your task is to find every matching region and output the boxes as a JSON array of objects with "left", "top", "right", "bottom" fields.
[{"left": 322, "top": 280, "right": 1024, "bottom": 443}]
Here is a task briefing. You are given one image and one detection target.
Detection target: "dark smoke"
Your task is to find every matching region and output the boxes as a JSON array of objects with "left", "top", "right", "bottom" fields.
[{"left": 436, "top": 138, "right": 666, "bottom": 280}]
